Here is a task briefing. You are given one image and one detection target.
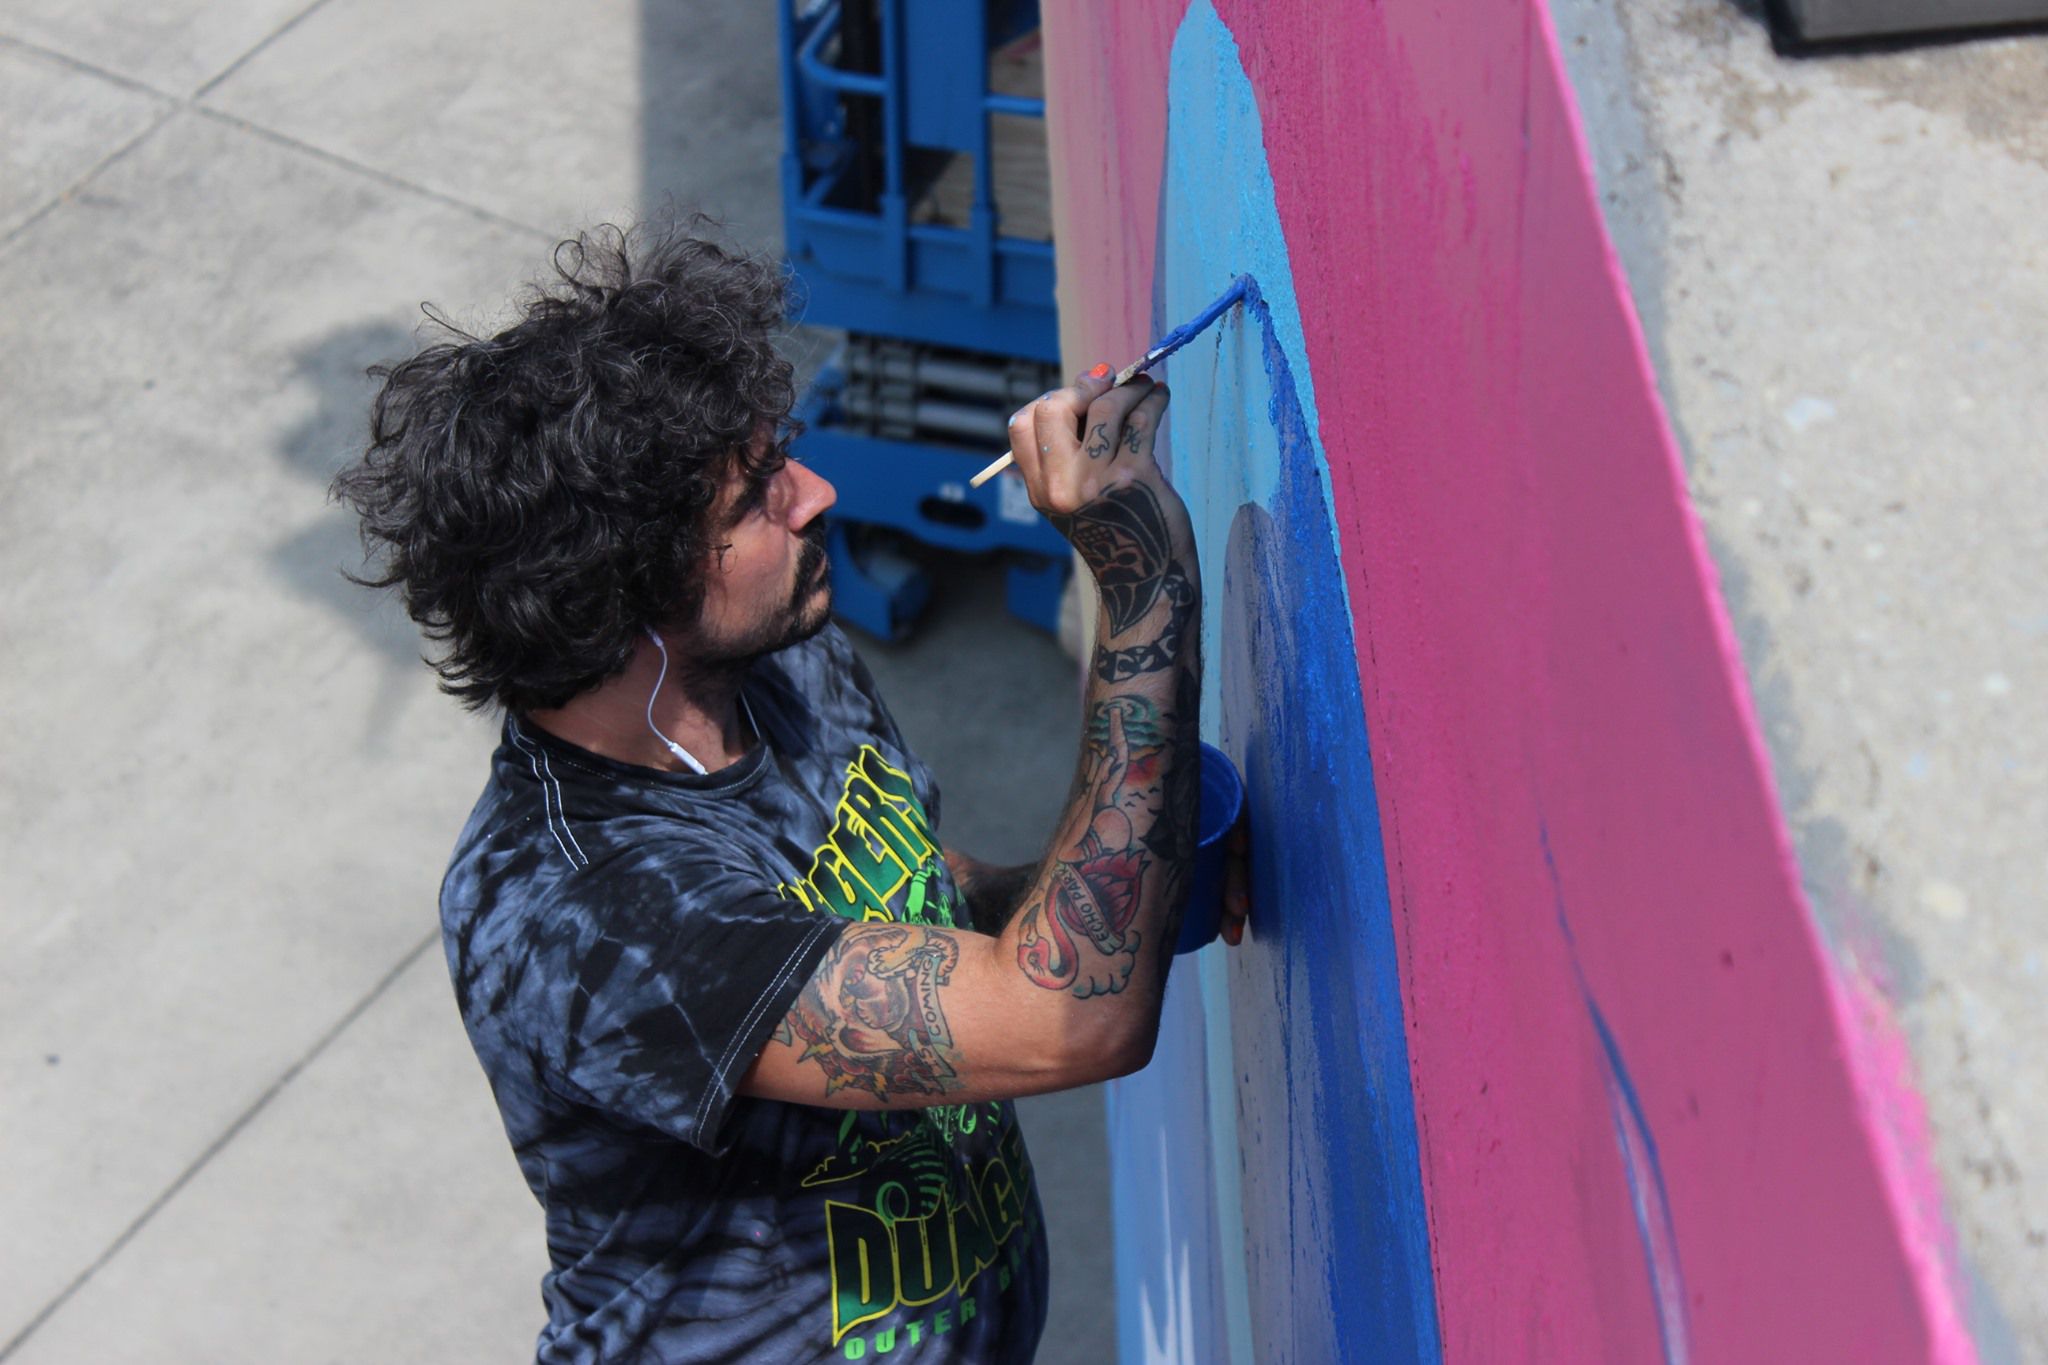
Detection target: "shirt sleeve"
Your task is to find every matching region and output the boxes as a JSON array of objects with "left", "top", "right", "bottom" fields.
[{"left": 539, "top": 843, "right": 847, "bottom": 1155}]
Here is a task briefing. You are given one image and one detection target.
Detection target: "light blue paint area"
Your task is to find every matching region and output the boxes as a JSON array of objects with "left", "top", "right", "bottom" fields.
[
  {"left": 1193, "top": 928, "right": 1253, "bottom": 1365},
  {"left": 1152, "top": 10, "right": 1340, "bottom": 750},
  {"left": 1105, "top": 4, "right": 1443, "bottom": 1363},
  {"left": 1540, "top": 823, "right": 1692, "bottom": 1365},
  {"left": 1108, "top": 969, "right": 1233, "bottom": 1364}
]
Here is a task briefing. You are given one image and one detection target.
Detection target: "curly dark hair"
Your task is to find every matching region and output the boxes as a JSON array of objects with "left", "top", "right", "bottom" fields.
[{"left": 332, "top": 220, "right": 797, "bottom": 713}]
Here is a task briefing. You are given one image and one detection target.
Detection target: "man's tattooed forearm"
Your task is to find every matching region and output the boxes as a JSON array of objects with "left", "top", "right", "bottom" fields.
[
  {"left": 777, "top": 925, "right": 964, "bottom": 1101},
  {"left": 1093, "top": 561, "right": 1196, "bottom": 681},
  {"left": 1020, "top": 478, "right": 1199, "bottom": 999}
]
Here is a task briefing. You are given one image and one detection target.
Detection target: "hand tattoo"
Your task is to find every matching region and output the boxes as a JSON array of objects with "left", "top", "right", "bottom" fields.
[
  {"left": 1084, "top": 422, "right": 1113, "bottom": 461},
  {"left": 780, "top": 925, "right": 964, "bottom": 1101}
]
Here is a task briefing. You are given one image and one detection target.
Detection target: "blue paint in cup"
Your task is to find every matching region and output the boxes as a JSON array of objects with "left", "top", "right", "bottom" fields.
[{"left": 1176, "top": 742, "right": 1245, "bottom": 954}]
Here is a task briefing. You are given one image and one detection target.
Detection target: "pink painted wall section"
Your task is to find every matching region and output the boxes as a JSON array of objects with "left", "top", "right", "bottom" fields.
[
  {"left": 1041, "top": 8, "right": 1175, "bottom": 370},
  {"left": 1043, "top": 0, "right": 1976, "bottom": 1360}
]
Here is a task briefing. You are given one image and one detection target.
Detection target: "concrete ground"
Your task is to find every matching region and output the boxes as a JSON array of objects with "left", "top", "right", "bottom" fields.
[
  {"left": 0, "top": 1, "right": 1112, "bottom": 1360},
  {"left": 1551, "top": 3, "right": 2048, "bottom": 1357}
]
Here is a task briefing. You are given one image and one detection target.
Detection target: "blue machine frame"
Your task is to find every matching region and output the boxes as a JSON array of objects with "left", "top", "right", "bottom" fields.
[
  {"left": 795, "top": 366, "right": 1070, "bottom": 638},
  {"left": 778, "top": 0, "right": 1070, "bottom": 639},
  {"left": 778, "top": 0, "right": 1058, "bottom": 359}
]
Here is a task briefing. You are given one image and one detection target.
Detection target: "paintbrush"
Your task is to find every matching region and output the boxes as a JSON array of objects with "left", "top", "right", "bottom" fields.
[{"left": 967, "top": 275, "right": 1254, "bottom": 489}]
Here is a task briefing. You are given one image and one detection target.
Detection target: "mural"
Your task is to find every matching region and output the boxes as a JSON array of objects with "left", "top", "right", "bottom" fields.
[{"left": 1041, "top": 1, "right": 1977, "bottom": 1361}]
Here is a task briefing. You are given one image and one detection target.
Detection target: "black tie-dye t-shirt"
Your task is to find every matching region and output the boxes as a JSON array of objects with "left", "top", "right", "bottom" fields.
[{"left": 440, "top": 625, "right": 1048, "bottom": 1364}]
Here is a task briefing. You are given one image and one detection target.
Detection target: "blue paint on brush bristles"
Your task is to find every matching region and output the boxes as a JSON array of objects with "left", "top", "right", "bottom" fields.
[
  {"left": 968, "top": 277, "right": 1261, "bottom": 488},
  {"left": 1115, "top": 274, "right": 1259, "bottom": 386}
]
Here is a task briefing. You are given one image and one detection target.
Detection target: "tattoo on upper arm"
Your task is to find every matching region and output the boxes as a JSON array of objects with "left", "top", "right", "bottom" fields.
[{"left": 779, "top": 925, "right": 964, "bottom": 1101}]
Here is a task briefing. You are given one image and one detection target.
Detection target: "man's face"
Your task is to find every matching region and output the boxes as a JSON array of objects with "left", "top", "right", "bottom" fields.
[{"left": 684, "top": 437, "right": 838, "bottom": 665}]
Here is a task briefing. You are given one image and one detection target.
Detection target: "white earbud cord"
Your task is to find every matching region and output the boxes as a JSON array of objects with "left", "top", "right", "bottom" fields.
[{"left": 642, "top": 628, "right": 758, "bottom": 775}]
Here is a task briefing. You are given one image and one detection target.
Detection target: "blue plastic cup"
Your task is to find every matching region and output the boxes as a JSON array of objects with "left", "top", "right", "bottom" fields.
[{"left": 1176, "top": 743, "right": 1246, "bottom": 954}]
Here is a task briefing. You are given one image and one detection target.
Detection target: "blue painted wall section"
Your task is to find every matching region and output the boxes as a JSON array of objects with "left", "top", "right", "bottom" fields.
[{"left": 1104, "top": 5, "right": 1443, "bottom": 1361}]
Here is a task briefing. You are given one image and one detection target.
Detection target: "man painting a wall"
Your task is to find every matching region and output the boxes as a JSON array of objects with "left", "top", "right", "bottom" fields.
[{"left": 331, "top": 222, "right": 1246, "bottom": 1362}]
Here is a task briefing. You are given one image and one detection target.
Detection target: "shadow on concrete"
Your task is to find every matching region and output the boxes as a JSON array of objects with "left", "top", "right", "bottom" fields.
[
  {"left": 1700, "top": 522, "right": 2032, "bottom": 1361},
  {"left": 269, "top": 318, "right": 436, "bottom": 745},
  {"left": 636, "top": 0, "right": 844, "bottom": 395},
  {"left": 637, "top": 0, "right": 787, "bottom": 242}
]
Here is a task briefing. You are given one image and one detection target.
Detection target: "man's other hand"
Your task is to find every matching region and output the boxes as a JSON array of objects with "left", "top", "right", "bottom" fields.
[{"left": 1221, "top": 805, "right": 1250, "bottom": 947}]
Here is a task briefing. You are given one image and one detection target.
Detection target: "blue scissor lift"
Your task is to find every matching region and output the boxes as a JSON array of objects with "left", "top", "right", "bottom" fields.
[{"left": 777, "top": 0, "right": 1067, "bottom": 640}]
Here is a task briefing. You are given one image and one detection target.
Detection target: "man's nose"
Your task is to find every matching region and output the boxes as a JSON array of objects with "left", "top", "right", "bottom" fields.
[{"left": 788, "top": 459, "right": 837, "bottom": 525}]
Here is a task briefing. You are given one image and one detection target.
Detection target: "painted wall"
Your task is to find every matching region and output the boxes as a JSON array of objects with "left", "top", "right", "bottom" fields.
[
  {"left": 1545, "top": 6, "right": 2048, "bottom": 1355},
  {"left": 1039, "top": 2, "right": 1977, "bottom": 1361}
]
